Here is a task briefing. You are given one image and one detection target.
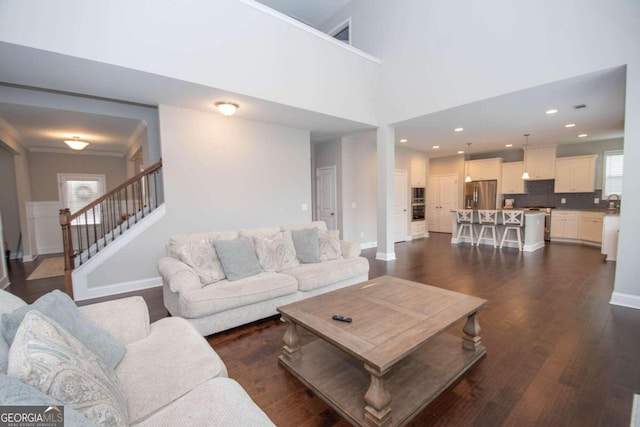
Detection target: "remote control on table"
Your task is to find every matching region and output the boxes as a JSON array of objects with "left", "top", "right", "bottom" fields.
[{"left": 332, "top": 314, "right": 352, "bottom": 323}]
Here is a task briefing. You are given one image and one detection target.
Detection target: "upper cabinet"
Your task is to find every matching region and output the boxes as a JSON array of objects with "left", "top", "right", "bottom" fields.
[
  {"left": 525, "top": 146, "right": 556, "bottom": 180},
  {"left": 411, "top": 159, "right": 426, "bottom": 187},
  {"left": 554, "top": 155, "right": 597, "bottom": 193},
  {"left": 501, "top": 162, "right": 525, "bottom": 194},
  {"left": 468, "top": 158, "right": 502, "bottom": 181}
]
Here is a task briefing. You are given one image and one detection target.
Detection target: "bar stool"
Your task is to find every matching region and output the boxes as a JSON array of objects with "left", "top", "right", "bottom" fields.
[
  {"left": 456, "top": 209, "right": 475, "bottom": 245},
  {"left": 476, "top": 210, "right": 499, "bottom": 248},
  {"left": 500, "top": 210, "right": 525, "bottom": 251}
]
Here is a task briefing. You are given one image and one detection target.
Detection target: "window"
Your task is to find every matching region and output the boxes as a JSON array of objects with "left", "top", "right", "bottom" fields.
[
  {"left": 329, "top": 18, "right": 351, "bottom": 45},
  {"left": 58, "top": 174, "right": 106, "bottom": 225},
  {"left": 603, "top": 150, "right": 623, "bottom": 197}
]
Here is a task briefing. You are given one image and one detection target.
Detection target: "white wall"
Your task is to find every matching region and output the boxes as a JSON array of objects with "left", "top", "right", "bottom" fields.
[
  {"left": 86, "top": 105, "right": 312, "bottom": 288},
  {"left": 0, "top": 0, "right": 380, "bottom": 126}
]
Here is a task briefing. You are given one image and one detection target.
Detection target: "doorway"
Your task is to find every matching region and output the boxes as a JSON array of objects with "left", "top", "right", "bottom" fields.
[
  {"left": 316, "top": 166, "right": 337, "bottom": 230},
  {"left": 394, "top": 169, "right": 408, "bottom": 242},
  {"left": 427, "top": 174, "right": 458, "bottom": 233}
]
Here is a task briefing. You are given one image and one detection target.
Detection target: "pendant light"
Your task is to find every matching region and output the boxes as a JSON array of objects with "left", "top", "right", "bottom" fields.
[
  {"left": 465, "top": 143, "right": 472, "bottom": 183},
  {"left": 521, "top": 134, "right": 530, "bottom": 180}
]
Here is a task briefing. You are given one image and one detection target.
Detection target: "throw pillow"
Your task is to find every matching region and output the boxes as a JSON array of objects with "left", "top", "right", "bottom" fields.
[
  {"left": 291, "top": 228, "right": 321, "bottom": 263},
  {"left": 175, "top": 239, "right": 226, "bottom": 285},
  {"left": 213, "top": 237, "right": 262, "bottom": 281},
  {"left": 8, "top": 311, "right": 128, "bottom": 427},
  {"left": 318, "top": 229, "right": 343, "bottom": 261},
  {"left": 254, "top": 231, "right": 300, "bottom": 272},
  {"left": 0, "top": 373, "right": 97, "bottom": 426},
  {"left": 1, "top": 290, "right": 126, "bottom": 369}
]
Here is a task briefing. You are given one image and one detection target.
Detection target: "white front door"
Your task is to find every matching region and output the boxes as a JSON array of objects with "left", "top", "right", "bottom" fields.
[
  {"left": 316, "top": 166, "right": 337, "bottom": 230},
  {"left": 393, "top": 170, "right": 408, "bottom": 242}
]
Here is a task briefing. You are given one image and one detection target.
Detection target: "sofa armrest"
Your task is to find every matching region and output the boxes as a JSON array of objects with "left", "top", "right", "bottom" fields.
[
  {"left": 158, "top": 256, "right": 201, "bottom": 293},
  {"left": 79, "top": 296, "right": 150, "bottom": 345},
  {"left": 340, "top": 240, "right": 361, "bottom": 258}
]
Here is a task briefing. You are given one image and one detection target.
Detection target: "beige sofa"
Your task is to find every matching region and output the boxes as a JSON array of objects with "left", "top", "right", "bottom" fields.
[
  {"left": 159, "top": 221, "right": 369, "bottom": 336},
  {"left": 0, "top": 289, "right": 274, "bottom": 426}
]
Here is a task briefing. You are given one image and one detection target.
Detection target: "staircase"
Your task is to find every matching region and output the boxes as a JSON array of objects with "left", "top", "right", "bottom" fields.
[{"left": 59, "top": 160, "right": 163, "bottom": 298}]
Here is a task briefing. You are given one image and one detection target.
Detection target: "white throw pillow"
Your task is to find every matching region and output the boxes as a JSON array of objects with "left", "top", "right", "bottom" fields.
[
  {"left": 175, "top": 239, "right": 226, "bottom": 285},
  {"left": 254, "top": 231, "right": 300, "bottom": 272},
  {"left": 8, "top": 311, "right": 129, "bottom": 427},
  {"left": 318, "top": 229, "right": 343, "bottom": 261}
]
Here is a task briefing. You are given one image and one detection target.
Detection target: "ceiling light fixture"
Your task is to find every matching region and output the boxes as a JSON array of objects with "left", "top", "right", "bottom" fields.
[
  {"left": 578, "top": 134, "right": 588, "bottom": 138},
  {"left": 432, "top": 145, "right": 440, "bottom": 149},
  {"left": 64, "top": 136, "right": 90, "bottom": 151},
  {"left": 521, "top": 134, "right": 530, "bottom": 180},
  {"left": 465, "top": 143, "right": 472, "bottom": 183},
  {"left": 400, "top": 139, "right": 408, "bottom": 143},
  {"left": 215, "top": 101, "right": 239, "bottom": 117},
  {"left": 565, "top": 123, "right": 576, "bottom": 128},
  {"left": 505, "top": 144, "right": 513, "bottom": 148},
  {"left": 546, "top": 109, "right": 558, "bottom": 115},
  {"left": 457, "top": 150, "right": 464, "bottom": 154},
  {"left": 454, "top": 127, "right": 464, "bottom": 132}
]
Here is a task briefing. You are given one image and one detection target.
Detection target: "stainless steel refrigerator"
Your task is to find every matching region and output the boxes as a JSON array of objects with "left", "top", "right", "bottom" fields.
[{"left": 464, "top": 180, "right": 497, "bottom": 209}]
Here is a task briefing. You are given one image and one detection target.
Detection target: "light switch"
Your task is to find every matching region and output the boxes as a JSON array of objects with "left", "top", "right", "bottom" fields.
[
  {"left": 561, "top": 198, "right": 566, "bottom": 204},
  {"left": 594, "top": 198, "right": 599, "bottom": 204}
]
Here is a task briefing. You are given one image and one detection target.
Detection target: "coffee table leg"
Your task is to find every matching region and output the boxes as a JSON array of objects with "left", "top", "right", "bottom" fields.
[
  {"left": 281, "top": 319, "right": 301, "bottom": 362},
  {"left": 462, "top": 311, "right": 482, "bottom": 351},
  {"left": 363, "top": 364, "right": 392, "bottom": 426}
]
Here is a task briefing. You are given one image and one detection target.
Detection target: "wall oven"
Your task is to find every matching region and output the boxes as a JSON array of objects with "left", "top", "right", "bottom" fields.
[{"left": 412, "top": 203, "right": 425, "bottom": 221}]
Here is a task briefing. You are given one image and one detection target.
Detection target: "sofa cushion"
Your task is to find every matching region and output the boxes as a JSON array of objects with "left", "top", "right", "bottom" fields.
[
  {"left": 175, "top": 239, "right": 226, "bottom": 285},
  {"left": 1, "top": 290, "right": 126, "bottom": 369},
  {"left": 318, "top": 229, "right": 343, "bottom": 261},
  {"left": 254, "top": 231, "right": 300, "bottom": 272},
  {"left": 283, "top": 257, "right": 369, "bottom": 292},
  {"left": 0, "top": 374, "right": 96, "bottom": 426},
  {"left": 291, "top": 228, "right": 321, "bottom": 263},
  {"left": 166, "top": 231, "right": 238, "bottom": 258},
  {"left": 8, "top": 311, "right": 128, "bottom": 427},
  {"left": 133, "top": 378, "right": 274, "bottom": 427},
  {"left": 280, "top": 221, "right": 328, "bottom": 232},
  {"left": 213, "top": 237, "right": 262, "bottom": 281},
  {"left": 179, "top": 272, "right": 298, "bottom": 318},
  {"left": 116, "top": 317, "right": 228, "bottom": 424}
]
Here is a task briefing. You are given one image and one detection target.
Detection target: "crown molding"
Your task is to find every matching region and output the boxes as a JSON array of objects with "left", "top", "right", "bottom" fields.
[
  {"left": 127, "top": 121, "right": 147, "bottom": 145},
  {"left": 0, "top": 115, "right": 20, "bottom": 140},
  {"left": 29, "top": 146, "right": 125, "bottom": 158}
]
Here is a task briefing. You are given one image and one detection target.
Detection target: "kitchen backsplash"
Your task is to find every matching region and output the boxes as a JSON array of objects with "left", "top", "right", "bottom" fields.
[{"left": 504, "top": 180, "right": 614, "bottom": 210}]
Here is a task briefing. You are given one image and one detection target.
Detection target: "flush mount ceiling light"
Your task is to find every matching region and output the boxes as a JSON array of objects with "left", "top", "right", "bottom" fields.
[
  {"left": 432, "top": 145, "right": 440, "bottom": 149},
  {"left": 546, "top": 109, "right": 558, "bottom": 115},
  {"left": 565, "top": 123, "right": 576, "bottom": 128},
  {"left": 578, "top": 134, "right": 588, "bottom": 138},
  {"left": 64, "top": 136, "right": 90, "bottom": 151},
  {"left": 400, "top": 139, "right": 408, "bottom": 143},
  {"left": 215, "top": 101, "right": 239, "bottom": 117},
  {"left": 521, "top": 134, "right": 530, "bottom": 180},
  {"left": 454, "top": 127, "right": 464, "bottom": 132},
  {"left": 465, "top": 143, "right": 472, "bottom": 183},
  {"left": 505, "top": 144, "right": 513, "bottom": 148},
  {"left": 457, "top": 150, "right": 464, "bottom": 154}
]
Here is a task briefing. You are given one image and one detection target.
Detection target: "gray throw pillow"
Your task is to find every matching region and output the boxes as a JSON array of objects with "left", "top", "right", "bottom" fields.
[
  {"left": 213, "top": 237, "right": 262, "bottom": 281},
  {"left": 0, "top": 373, "right": 97, "bottom": 426},
  {"left": 291, "top": 228, "right": 321, "bottom": 263},
  {"left": 1, "top": 290, "right": 126, "bottom": 369}
]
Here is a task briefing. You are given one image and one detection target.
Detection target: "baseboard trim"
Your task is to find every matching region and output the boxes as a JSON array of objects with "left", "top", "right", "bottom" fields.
[
  {"left": 0, "top": 276, "right": 9, "bottom": 289},
  {"left": 523, "top": 241, "right": 545, "bottom": 252},
  {"left": 610, "top": 292, "right": 640, "bottom": 310},
  {"left": 375, "top": 251, "right": 396, "bottom": 261},
  {"left": 360, "top": 242, "right": 377, "bottom": 249},
  {"left": 23, "top": 254, "right": 38, "bottom": 262},
  {"left": 74, "top": 277, "right": 162, "bottom": 302}
]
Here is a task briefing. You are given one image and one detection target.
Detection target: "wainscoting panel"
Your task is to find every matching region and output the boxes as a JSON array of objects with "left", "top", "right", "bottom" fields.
[{"left": 27, "top": 201, "right": 63, "bottom": 256}]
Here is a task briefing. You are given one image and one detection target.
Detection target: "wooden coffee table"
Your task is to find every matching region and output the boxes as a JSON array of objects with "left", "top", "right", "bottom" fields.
[{"left": 277, "top": 275, "right": 487, "bottom": 427}]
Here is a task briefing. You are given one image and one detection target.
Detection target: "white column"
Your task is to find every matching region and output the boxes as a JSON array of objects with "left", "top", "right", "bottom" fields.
[{"left": 376, "top": 126, "right": 395, "bottom": 261}]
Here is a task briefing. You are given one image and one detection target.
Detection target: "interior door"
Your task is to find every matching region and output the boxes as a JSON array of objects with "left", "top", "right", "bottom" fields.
[
  {"left": 427, "top": 177, "right": 439, "bottom": 231},
  {"left": 438, "top": 175, "right": 458, "bottom": 233},
  {"left": 316, "top": 166, "right": 337, "bottom": 230},
  {"left": 393, "top": 170, "right": 408, "bottom": 242}
]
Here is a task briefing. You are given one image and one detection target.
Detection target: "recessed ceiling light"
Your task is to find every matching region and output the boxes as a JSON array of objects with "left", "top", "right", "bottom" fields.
[
  {"left": 457, "top": 150, "right": 464, "bottom": 154},
  {"left": 454, "top": 127, "right": 464, "bottom": 132},
  {"left": 565, "top": 123, "right": 576, "bottom": 128},
  {"left": 399, "top": 139, "right": 408, "bottom": 143},
  {"left": 505, "top": 144, "right": 513, "bottom": 148},
  {"left": 432, "top": 145, "right": 440, "bottom": 149},
  {"left": 546, "top": 109, "right": 558, "bottom": 115},
  {"left": 578, "top": 134, "right": 588, "bottom": 138}
]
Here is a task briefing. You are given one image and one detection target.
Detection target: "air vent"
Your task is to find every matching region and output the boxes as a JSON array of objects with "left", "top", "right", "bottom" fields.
[{"left": 573, "top": 104, "right": 587, "bottom": 109}]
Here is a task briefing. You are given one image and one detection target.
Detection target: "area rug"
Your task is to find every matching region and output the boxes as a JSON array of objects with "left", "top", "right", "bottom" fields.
[{"left": 27, "top": 257, "right": 64, "bottom": 281}]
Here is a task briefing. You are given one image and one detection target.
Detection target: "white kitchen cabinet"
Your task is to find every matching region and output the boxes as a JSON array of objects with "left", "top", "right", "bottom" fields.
[
  {"left": 579, "top": 212, "right": 603, "bottom": 243},
  {"left": 467, "top": 158, "right": 502, "bottom": 181},
  {"left": 601, "top": 214, "right": 620, "bottom": 261},
  {"left": 427, "top": 174, "right": 457, "bottom": 233},
  {"left": 525, "top": 146, "right": 556, "bottom": 180},
  {"left": 554, "top": 155, "right": 597, "bottom": 193},
  {"left": 411, "top": 220, "right": 426, "bottom": 238},
  {"left": 410, "top": 159, "right": 427, "bottom": 187},
  {"left": 501, "top": 162, "right": 525, "bottom": 194},
  {"left": 550, "top": 211, "right": 580, "bottom": 240}
]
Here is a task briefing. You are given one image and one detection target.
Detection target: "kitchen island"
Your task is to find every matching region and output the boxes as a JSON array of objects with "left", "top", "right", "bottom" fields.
[{"left": 450, "top": 211, "right": 546, "bottom": 252}]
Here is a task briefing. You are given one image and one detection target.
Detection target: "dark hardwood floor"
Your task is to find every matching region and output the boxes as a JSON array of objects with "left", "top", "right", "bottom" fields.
[{"left": 5, "top": 234, "right": 639, "bottom": 426}]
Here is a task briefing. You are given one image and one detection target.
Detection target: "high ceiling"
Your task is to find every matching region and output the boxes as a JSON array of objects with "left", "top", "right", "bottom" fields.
[{"left": 253, "top": 0, "right": 351, "bottom": 28}]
